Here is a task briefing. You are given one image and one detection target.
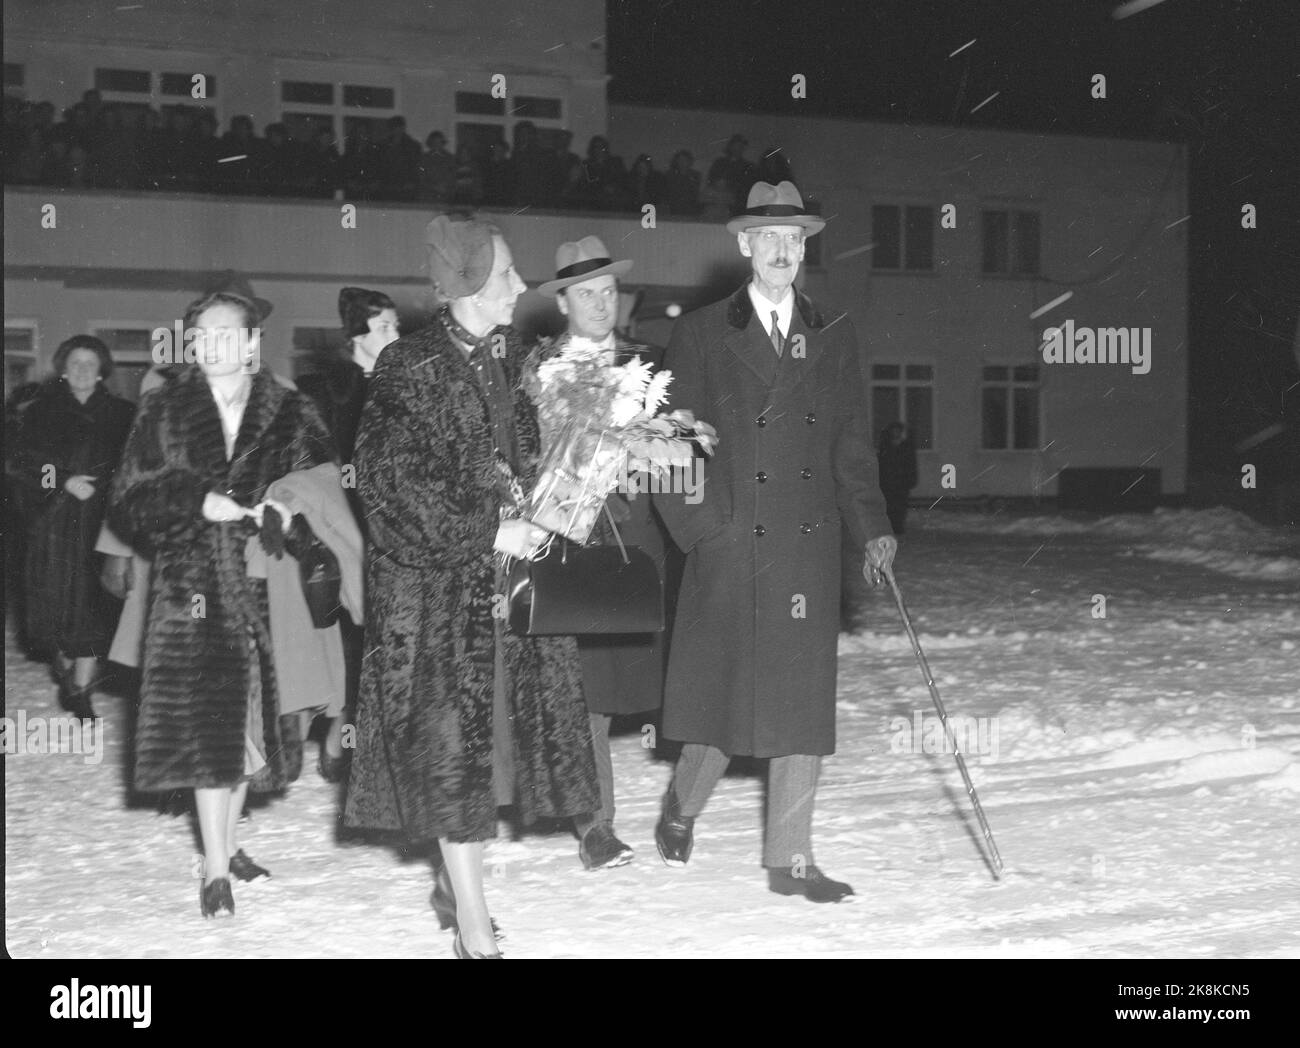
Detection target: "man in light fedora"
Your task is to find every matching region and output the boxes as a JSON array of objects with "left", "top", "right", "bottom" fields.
[
  {"left": 527, "top": 236, "right": 674, "bottom": 871},
  {"left": 652, "top": 181, "right": 896, "bottom": 902}
]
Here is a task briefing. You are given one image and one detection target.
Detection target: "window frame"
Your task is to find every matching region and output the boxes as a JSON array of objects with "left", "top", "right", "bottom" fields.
[
  {"left": 978, "top": 360, "right": 1044, "bottom": 451},
  {"left": 278, "top": 71, "right": 400, "bottom": 146},
  {"left": 451, "top": 74, "right": 567, "bottom": 160},
  {"left": 290, "top": 321, "right": 350, "bottom": 381},
  {"left": 868, "top": 359, "right": 937, "bottom": 451},
  {"left": 4, "top": 318, "right": 41, "bottom": 396},
  {"left": 870, "top": 201, "right": 936, "bottom": 273},
  {"left": 980, "top": 205, "right": 1042, "bottom": 277}
]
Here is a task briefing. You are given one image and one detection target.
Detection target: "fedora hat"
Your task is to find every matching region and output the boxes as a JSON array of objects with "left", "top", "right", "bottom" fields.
[
  {"left": 200, "top": 270, "right": 274, "bottom": 321},
  {"left": 725, "top": 180, "right": 825, "bottom": 236},
  {"left": 537, "top": 236, "right": 633, "bottom": 296}
]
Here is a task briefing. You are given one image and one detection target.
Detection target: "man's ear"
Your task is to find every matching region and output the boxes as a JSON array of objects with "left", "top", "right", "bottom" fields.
[
  {"left": 556, "top": 293, "right": 570, "bottom": 318},
  {"left": 737, "top": 232, "right": 752, "bottom": 258}
]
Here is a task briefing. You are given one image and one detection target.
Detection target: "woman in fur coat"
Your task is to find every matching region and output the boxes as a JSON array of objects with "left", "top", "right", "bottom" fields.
[
  {"left": 108, "top": 288, "right": 336, "bottom": 919},
  {"left": 343, "top": 216, "right": 598, "bottom": 959}
]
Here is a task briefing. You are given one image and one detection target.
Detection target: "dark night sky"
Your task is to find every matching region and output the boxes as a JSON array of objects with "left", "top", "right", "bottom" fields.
[{"left": 607, "top": 0, "right": 1300, "bottom": 474}]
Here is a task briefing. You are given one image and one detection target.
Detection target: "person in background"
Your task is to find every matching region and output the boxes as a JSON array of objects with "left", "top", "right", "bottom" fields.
[
  {"left": 664, "top": 149, "right": 702, "bottom": 216},
  {"left": 11, "top": 336, "right": 135, "bottom": 719},
  {"left": 298, "top": 287, "right": 399, "bottom": 781},
  {"left": 344, "top": 216, "right": 598, "bottom": 958},
  {"left": 708, "top": 133, "right": 758, "bottom": 213},
  {"left": 628, "top": 153, "right": 665, "bottom": 213},
  {"left": 419, "top": 130, "right": 456, "bottom": 204},
  {"left": 877, "top": 421, "right": 918, "bottom": 535},
  {"left": 108, "top": 287, "right": 336, "bottom": 919},
  {"left": 450, "top": 142, "right": 484, "bottom": 207},
  {"left": 376, "top": 115, "right": 422, "bottom": 201}
]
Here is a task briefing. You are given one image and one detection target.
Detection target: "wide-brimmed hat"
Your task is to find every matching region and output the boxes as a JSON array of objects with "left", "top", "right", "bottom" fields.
[
  {"left": 426, "top": 214, "right": 497, "bottom": 298},
  {"left": 201, "top": 270, "right": 273, "bottom": 321},
  {"left": 537, "top": 236, "right": 633, "bottom": 296},
  {"left": 725, "top": 180, "right": 825, "bottom": 236}
]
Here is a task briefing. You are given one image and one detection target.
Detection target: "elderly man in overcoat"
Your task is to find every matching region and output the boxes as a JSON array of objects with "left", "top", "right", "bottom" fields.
[{"left": 653, "top": 181, "right": 896, "bottom": 902}]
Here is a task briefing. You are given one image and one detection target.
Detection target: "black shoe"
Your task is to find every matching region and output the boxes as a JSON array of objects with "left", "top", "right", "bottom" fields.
[
  {"left": 655, "top": 786, "right": 695, "bottom": 867},
  {"left": 453, "top": 932, "right": 503, "bottom": 959},
  {"left": 318, "top": 747, "right": 348, "bottom": 783},
  {"left": 579, "top": 823, "right": 634, "bottom": 870},
  {"left": 228, "top": 849, "right": 271, "bottom": 882},
  {"left": 200, "top": 877, "right": 235, "bottom": 918},
  {"left": 430, "top": 874, "right": 504, "bottom": 941},
  {"left": 63, "top": 684, "right": 96, "bottom": 721},
  {"left": 767, "top": 864, "right": 855, "bottom": 903}
]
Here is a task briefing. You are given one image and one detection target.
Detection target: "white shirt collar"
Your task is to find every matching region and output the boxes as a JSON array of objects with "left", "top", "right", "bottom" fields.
[
  {"left": 565, "top": 330, "right": 617, "bottom": 362},
  {"left": 748, "top": 283, "right": 795, "bottom": 337}
]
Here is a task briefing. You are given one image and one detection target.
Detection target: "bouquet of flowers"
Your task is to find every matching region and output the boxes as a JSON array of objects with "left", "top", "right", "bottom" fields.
[{"left": 507, "top": 338, "right": 717, "bottom": 550}]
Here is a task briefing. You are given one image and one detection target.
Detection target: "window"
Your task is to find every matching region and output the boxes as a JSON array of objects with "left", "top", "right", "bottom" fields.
[
  {"left": 981, "top": 364, "right": 1040, "bottom": 449},
  {"left": 870, "top": 363, "right": 934, "bottom": 449},
  {"left": 982, "top": 209, "right": 1040, "bottom": 275},
  {"left": 292, "top": 326, "right": 348, "bottom": 380},
  {"left": 872, "top": 205, "right": 934, "bottom": 271},
  {"left": 281, "top": 79, "right": 396, "bottom": 147},
  {"left": 95, "top": 68, "right": 151, "bottom": 94},
  {"left": 93, "top": 327, "right": 155, "bottom": 402},
  {"left": 160, "top": 72, "right": 217, "bottom": 98},
  {"left": 4, "top": 324, "right": 38, "bottom": 401},
  {"left": 453, "top": 86, "right": 564, "bottom": 163}
]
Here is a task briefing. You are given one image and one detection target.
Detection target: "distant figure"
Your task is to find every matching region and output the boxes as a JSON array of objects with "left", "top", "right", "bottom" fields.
[
  {"left": 628, "top": 153, "right": 665, "bottom": 212},
  {"left": 419, "top": 130, "right": 455, "bottom": 203},
  {"left": 10, "top": 337, "right": 135, "bottom": 718},
  {"left": 664, "top": 149, "right": 701, "bottom": 215},
  {"left": 877, "top": 421, "right": 918, "bottom": 535},
  {"left": 376, "top": 115, "right": 422, "bottom": 200},
  {"left": 707, "top": 133, "right": 758, "bottom": 212}
]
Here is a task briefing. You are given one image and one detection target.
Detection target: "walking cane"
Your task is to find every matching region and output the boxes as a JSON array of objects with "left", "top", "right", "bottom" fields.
[{"left": 877, "top": 563, "right": 1005, "bottom": 879}]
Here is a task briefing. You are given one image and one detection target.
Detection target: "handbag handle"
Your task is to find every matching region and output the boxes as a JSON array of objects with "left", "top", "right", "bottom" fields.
[{"left": 558, "top": 498, "right": 631, "bottom": 566}]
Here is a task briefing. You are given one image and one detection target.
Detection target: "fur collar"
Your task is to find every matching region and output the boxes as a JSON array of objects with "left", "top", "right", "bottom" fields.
[{"left": 726, "top": 283, "right": 825, "bottom": 331}]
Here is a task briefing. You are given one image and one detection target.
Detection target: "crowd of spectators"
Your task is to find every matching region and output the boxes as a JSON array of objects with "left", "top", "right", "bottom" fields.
[{"left": 4, "top": 91, "right": 798, "bottom": 216}]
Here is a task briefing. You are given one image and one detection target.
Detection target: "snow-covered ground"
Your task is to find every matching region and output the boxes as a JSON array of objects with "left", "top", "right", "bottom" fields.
[{"left": 6, "top": 506, "right": 1299, "bottom": 958}]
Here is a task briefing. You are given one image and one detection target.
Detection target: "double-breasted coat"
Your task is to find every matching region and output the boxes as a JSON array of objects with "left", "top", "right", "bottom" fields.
[
  {"left": 342, "top": 318, "right": 598, "bottom": 844},
  {"left": 108, "top": 364, "right": 337, "bottom": 792},
  {"left": 523, "top": 332, "right": 672, "bottom": 716},
  {"left": 12, "top": 381, "right": 135, "bottom": 657},
  {"left": 653, "top": 285, "right": 891, "bottom": 757}
]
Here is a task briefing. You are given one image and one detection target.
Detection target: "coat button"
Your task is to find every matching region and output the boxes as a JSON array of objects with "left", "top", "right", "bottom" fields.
[
  {"left": 754, "top": 524, "right": 766, "bottom": 536},
  {"left": 800, "top": 522, "right": 813, "bottom": 534},
  {"left": 756, "top": 471, "right": 767, "bottom": 483},
  {"left": 800, "top": 468, "right": 813, "bottom": 479},
  {"left": 756, "top": 416, "right": 767, "bottom": 427},
  {"left": 804, "top": 412, "right": 817, "bottom": 424}
]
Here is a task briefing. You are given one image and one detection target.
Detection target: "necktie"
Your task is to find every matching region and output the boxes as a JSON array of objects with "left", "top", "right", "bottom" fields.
[{"left": 769, "top": 310, "right": 783, "bottom": 356}]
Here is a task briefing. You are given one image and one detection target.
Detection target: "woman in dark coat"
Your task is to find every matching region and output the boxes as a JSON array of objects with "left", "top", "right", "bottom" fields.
[
  {"left": 298, "top": 286, "right": 398, "bottom": 780},
  {"left": 343, "top": 216, "right": 598, "bottom": 959},
  {"left": 109, "top": 291, "right": 336, "bottom": 919},
  {"left": 877, "top": 421, "right": 918, "bottom": 535},
  {"left": 12, "top": 336, "right": 134, "bottom": 718}
]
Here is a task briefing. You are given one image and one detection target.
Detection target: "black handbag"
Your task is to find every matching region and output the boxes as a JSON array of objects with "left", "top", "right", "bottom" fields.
[
  {"left": 298, "top": 540, "right": 343, "bottom": 629},
  {"left": 506, "top": 503, "right": 663, "bottom": 636}
]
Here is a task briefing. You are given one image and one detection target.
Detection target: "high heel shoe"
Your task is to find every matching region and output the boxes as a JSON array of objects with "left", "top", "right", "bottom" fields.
[
  {"left": 63, "top": 684, "right": 97, "bottom": 721},
  {"left": 200, "top": 877, "right": 235, "bottom": 918},
  {"left": 453, "top": 932, "right": 503, "bottom": 959},
  {"left": 430, "top": 877, "right": 504, "bottom": 941}
]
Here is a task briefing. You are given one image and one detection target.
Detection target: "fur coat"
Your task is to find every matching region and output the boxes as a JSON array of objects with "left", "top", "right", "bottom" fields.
[
  {"left": 108, "top": 365, "right": 336, "bottom": 792},
  {"left": 343, "top": 316, "right": 598, "bottom": 843}
]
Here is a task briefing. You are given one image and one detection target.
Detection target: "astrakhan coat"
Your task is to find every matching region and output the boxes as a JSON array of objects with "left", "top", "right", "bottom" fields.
[
  {"left": 12, "top": 381, "right": 135, "bottom": 657},
  {"left": 523, "top": 333, "right": 671, "bottom": 716},
  {"left": 108, "top": 365, "right": 336, "bottom": 792},
  {"left": 342, "top": 319, "right": 599, "bottom": 844},
  {"left": 653, "top": 285, "right": 892, "bottom": 758}
]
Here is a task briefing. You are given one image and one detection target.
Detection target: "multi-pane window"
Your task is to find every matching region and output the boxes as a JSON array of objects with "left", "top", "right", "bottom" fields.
[
  {"left": 872, "top": 205, "right": 934, "bottom": 271},
  {"left": 453, "top": 87, "right": 565, "bottom": 163},
  {"left": 982, "top": 209, "right": 1040, "bottom": 275},
  {"left": 92, "top": 67, "right": 217, "bottom": 124},
  {"left": 4, "top": 325, "right": 38, "bottom": 400},
  {"left": 281, "top": 79, "right": 396, "bottom": 146},
  {"left": 981, "top": 364, "right": 1041, "bottom": 449},
  {"left": 870, "top": 363, "right": 934, "bottom": 449}
]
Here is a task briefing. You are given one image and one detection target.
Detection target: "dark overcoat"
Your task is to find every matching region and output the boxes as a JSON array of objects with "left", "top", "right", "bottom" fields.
[
  {"left": 342, "top": 319, "right": 599, "bottom": 844},
  {"left": 108, "top": 365, "right": 336, "bottom": 792},
  {"left": 524, "top": 333, "right": 671, "bottom": 716},
  {"left": 653, "top": 285, "right": 892, "bottom": 757},
  {"left": 297, "top": 356, "right": 368, "bottom": 463},
  {"left": 12, "top": 381, "right": 135, "bottom": 656}
]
